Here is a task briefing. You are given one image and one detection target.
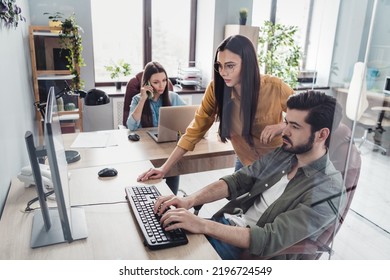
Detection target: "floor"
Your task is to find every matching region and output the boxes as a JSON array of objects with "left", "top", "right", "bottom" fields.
[{"left": 178, "top": 129, "right": 390, "bottom": 260}]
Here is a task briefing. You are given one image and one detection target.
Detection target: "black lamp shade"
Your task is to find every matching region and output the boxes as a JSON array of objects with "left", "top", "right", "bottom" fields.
[{"left": 84, "top": 89, "right": 110, "bottom": 106}]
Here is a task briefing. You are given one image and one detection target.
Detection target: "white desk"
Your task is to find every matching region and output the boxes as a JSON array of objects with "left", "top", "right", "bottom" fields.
[
  {"left": 334, "top": 87, "right": 390, "bottom": 104},
  {"left": 0, "top": 161, "right": 220, "bottom": 259},
  {"left": 0, "top": 122, "right": 236, "bottom": 259},
  {"left": 62, "top": 123, "right": 235, "bottom": 176}
]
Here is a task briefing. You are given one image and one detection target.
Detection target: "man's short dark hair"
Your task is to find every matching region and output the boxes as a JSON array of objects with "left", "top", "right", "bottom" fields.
[{"left": 287, "top": 90, "right": 343, "bottom": 147}]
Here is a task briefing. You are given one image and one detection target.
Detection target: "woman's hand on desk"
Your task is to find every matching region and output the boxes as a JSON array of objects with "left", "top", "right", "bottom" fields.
[{"left": 137, "top": 167, "right": 165, "bottom": 182}]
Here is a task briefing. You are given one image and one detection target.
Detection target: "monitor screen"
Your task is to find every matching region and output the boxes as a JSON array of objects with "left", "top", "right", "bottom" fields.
[
  {"left": 384, "top": 76, "right": 390, "bottom": 94},
  {"left": 29, "top": 86, "right": 87, "bottom": 248}
]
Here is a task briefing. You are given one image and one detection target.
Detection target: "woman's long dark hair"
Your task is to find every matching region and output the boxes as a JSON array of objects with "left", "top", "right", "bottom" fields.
[
  {"left": 214, "top": 35, "right": 260, "bottom": 145},
  {"left": 140, "top": 61, "right": 172, "bottom": 127}
]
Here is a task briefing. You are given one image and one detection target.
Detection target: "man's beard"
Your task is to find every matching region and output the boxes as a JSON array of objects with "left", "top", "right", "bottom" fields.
[{"left": 282, "top": 132, "right": 315, "bottom": 154}]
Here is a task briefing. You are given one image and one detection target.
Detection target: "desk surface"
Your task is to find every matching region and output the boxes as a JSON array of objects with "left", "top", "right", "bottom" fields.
[
  {"left": 97, "top": 85, "right": 205, "bottom": 97},
  {"left": 63, "top": 123, "right": 235, "bottom": 176},
  {"left": 0, "top": 123, "right": 233, "bottom": 259},
  {"left": 0, "top": 161, "right": 220, "bottom": 260}
]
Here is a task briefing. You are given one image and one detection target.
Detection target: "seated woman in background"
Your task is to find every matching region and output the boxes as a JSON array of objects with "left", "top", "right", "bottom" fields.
[{"left": 127, "top": 61, "right": 187, "bottom": 194}]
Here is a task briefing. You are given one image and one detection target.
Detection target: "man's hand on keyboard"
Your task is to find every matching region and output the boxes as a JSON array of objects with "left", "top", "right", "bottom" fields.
[
  {"left": 154, "top": 194, "right": 192, "bottom": 216},
  {"left": 159, "top": 207, "right": 206, "bottom": 234}
]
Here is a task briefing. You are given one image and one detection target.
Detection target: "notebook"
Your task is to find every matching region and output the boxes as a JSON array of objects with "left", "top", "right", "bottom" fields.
[{"left": 147, "top": 105, "right": 199, "bottom": 143}]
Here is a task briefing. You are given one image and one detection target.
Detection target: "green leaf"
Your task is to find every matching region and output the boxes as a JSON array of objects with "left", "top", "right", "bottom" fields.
[{"left": 258, "top": 20, "right": 302, "bottom": 88}]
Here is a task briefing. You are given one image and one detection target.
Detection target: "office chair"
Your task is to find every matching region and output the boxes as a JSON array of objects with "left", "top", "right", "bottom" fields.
[
  {"left": 192, "top": 123, "right": 361, "bottom": 260},
  {"left": 122, "top": 71, "right": 174, "bottom": 128},
  {"left": 346, "top": 62, "right": 390, "bottom": 155}
]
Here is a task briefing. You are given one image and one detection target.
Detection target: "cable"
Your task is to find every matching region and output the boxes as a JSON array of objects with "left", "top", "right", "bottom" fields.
[
  {"left": 24, "top": 195, "right": 128, "bottom": 213},
  {"left": 24, "top": 190, "right": 55, "bottom": 212},
  {"left": 71, "top": 200, "right": 128, "bottom": 208}
]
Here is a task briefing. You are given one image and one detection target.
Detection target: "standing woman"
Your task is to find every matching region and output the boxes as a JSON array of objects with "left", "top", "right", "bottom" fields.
[
  {"left": 127, "top": 61, "right": 186, "bottom": 194},
  {"left": 138, "top": 35, "right": 294, "bottom": 182}
]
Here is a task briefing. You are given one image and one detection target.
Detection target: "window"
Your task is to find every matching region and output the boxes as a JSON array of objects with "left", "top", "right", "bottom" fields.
[
  {"left": 252, "top": 0, "right": 311, "bottom": 71},
  {"left": 91, "top": 0, "right": 194, "bottom": 84},
  {"left": 91, "top": 0, "right": 143, "bottom": 83},
  {"left": 151, "top": 0, "right": 192, "bottom": 77},
  {"left": 252, "top": 0, "right": 339, "bottom": 86}
]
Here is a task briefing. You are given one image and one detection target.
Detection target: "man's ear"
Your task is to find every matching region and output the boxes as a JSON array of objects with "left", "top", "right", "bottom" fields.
[{"left": 317, "top": 128, "right": 330, "bottom": 143}]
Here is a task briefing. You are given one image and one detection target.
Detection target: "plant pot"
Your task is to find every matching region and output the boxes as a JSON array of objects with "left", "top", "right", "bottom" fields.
[
  {"left": 115, "top": 82, "right": 122, "bottom": 90},
  {"left": 239, "top": 18, "right": 247, "bottom": 25},
  {"left": 49, "top": 20, "right": 62, "bottom": 33}
]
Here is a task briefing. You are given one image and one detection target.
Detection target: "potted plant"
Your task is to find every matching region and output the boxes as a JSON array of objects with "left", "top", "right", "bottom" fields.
[
  {"left": 104, "top": 60, "right": 132, "bottom": 90},
  {"left": 43, "top": 12, "right": 63, "bottom": 33},
  {"left": 257, "top": 20, "right": 302, "bottom": 88},
  {"left": 58, "top": 13, "right": 85, "bottom": 91},
  {"left": 239, "top": 8, "right": 248, "bottom": 25},
  {"left": 0, "top": 0, "right": 25, "bottom": 28}
]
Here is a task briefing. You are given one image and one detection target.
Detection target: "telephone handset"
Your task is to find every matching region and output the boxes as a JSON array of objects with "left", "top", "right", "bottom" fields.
[
  {"left": 17, "top": 163, "right": 53, "bottom": 190},
  {"left": 146, "top": 81, "right": 154, "bottom": 99}
]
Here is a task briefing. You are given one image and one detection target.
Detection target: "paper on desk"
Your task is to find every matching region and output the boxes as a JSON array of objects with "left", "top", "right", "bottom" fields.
[{"left": 70, "top": 131, "right": 119, "bottom": 148}]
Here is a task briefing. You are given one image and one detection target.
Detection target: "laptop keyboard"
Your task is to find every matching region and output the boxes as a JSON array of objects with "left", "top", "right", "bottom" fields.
[{"left": 125, "top": 185, "right": 188, "bottom": 250}]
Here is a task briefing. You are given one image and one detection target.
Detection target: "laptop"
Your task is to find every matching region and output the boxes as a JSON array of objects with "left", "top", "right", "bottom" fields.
[{"left": 147, "top": 105, "right": 199, "bottom": 143}]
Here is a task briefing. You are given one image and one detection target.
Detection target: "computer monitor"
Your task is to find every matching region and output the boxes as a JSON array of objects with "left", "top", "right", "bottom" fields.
[
  {"left": 29, "top": 86, "right": 87, "bottom": 248},
  {"left": 24, "top": 131, "right": 52, "bottom": 233},
  {"left": 383, "top": 76, "right": 390, "bottom": 95}
]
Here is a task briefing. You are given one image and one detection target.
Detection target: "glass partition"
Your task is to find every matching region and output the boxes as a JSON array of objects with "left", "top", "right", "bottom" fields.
[{"left": 253, "top": 0, "right": 390, "bottom": 259}]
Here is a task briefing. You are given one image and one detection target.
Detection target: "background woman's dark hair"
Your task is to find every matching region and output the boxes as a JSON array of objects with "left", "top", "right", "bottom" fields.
[
  {"left": 286, "top": 90, "right": 343, "bottom": 147},
  {"left": 214, "top": 35, "right": 260, "bottom": 145},
  {"left": 140, "top": 61, "right": 172, "bottom": 127}
]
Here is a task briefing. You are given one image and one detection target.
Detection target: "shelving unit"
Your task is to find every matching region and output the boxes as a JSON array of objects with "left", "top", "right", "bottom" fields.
[
  {"left": 224, "top": 24, "right": 260, "bottom": 51},
  {"left": 29, "top": 25, "right": 83, "bottom": 139}
]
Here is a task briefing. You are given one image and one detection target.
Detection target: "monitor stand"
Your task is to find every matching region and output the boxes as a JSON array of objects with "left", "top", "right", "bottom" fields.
[
  {"left": 36, "top": 147, "right": 80, "bottom": 164},
  {"left": 31, "top": 207, "right": 88, "bottom": 248}
]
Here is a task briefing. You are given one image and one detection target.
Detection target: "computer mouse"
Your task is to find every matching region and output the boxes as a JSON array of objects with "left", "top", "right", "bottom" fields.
[
  {"left": 128, "top": 132, "right": 140, "bottom": 141},
  {"left": 98, "top": 167, "right": 118, "bottom": 177}
]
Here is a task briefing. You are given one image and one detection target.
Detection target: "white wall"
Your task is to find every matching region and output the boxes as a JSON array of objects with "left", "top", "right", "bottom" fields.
[{"left": 0, "top": 0, "right": 34, "bottom": 216}]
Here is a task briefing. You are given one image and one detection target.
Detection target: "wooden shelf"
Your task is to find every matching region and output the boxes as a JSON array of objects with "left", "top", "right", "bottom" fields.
[
  {"left": 29, "top": 25, "right": 83, "bottom": 140},
  {"left": 36, "top": 73, "right": 74, "bottom": 80}
]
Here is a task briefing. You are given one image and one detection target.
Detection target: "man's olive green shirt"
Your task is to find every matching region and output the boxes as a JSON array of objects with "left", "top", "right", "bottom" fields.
[{"left": 215, "top": 147, "right": 346, "bottom": 259}]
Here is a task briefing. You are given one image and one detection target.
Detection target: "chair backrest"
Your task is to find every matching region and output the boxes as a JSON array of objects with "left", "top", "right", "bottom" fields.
[
  {"left": 346, "top": 62, "right": 369, "bottom": 121},
  {"left": 329, "top": 123, "right": 361, "bottom": 208},
  {"left": 303, "top": 123, "right": 361, "bottom": 259},
  {"left": 314, "top": 122, "right": 362, "bottom": 257},
  {"left": 122, "top": 71, "right": 174, "bottom": 127}
]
